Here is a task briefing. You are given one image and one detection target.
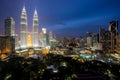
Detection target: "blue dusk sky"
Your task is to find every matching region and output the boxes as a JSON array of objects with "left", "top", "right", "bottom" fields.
[{"left": 0, "top": 0, "right": 120, "bottom": 37}]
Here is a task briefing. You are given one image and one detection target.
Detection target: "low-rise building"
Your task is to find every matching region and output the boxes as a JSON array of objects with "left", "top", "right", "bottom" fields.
[{"left": 0, "top": 36, "right": 15, "bottom": 55}]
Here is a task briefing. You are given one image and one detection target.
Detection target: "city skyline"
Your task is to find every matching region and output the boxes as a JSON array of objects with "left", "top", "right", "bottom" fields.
[
  {"left": 1, "top": 1, "right": 120, "bottom": 79},
  {"left": 0, "top": 0, "right": 120, "bottom": 37}
]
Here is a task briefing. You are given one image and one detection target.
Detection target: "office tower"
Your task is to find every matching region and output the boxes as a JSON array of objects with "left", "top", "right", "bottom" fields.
[
  {"left": 103, "top": 31, "right": 111, "bottom": 53},
  {"left": 108, "top": 20, "right": 118, "bottom": 53},
  {"left": 99, "top": 27, "right": 105, "bottom": 43},
  {"left": 92, "top": 33, "right": 102, "bottom": 50},
  {"left": 109, "top": 20, "right": 118, "bottom": 36},
  {"left": 86, "top": 32, "right": 92, "bottom": 48},
  {"left": 49, "top": 32, "right": 54, "bottom": 45},
  {"left": 20, "top": 6, "right": 28, "bottom": 48},
  {"left": 46, "top": 34, "right": 49, "bottom": 46},
  {"left": 92, "top": 33, "right": 99, "bottom": 43},
  {"left": 33, "top": 9, "right": 39, "bottom": 47},
  {"left": 99, "top": 27, "right": 113, "bottom": 53},
  {"left": 4, "top": 17, "right": 15, "bottom": 36},
  {"left": 49, "top": 32, "right": 57, "bottom": 49},
  {"left": 41, "top": 28, "right": 47, "bottom": 47}
]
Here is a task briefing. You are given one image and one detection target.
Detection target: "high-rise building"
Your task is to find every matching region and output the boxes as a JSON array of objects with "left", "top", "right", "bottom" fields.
[
  {"left": 49, "top": 32, "right": 54, "bottom": 45},
  {"left": 86, "top": 32, "right": 92, "bottom": 48},
  {"left": 41, "top": 28, "right": 47, "bottom": 47},
  {"left": 102, "top": 31, "right": 111, "bottom": 53},
  {"left": 92, "top": 33, "right": 99, "bottom": 43},
  {"left": 4, "top": 17, "right": 19, "bottom": 50},
  {"left": 99, "top": 26, "right": 113, "bottom": 53},
  {"left": 109, "top": 20, "right": 118, "bottom": 36},
  {"left": 108, "top": 20, "right": 118, "bottom": 53},
  {"left": 92, "top": 33, "right": 102, "bottom": 50},
  {"left": 33, "top": 9, "right": 39, "bottom": 47},
  {"left": 4, "top": 17, "right": 15, "bottom": 36},
  {"left": 99, "top": 27, "right": 105, "bottom": 43},
  {"left": 20, "top": 6, "right": 28, "bottom": 48},
  {"left": 49, "top": 32, "right": 57, "bottom": 49}
]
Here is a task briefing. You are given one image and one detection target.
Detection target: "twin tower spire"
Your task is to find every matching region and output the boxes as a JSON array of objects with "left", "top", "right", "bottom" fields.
[{"left": 20, "top": 6, "right": 39, "bottom": 48}]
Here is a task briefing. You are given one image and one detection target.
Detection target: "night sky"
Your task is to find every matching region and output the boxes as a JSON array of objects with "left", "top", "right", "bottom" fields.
[{"left": 0, "top": 0, "right": 120, "bottom": 37}]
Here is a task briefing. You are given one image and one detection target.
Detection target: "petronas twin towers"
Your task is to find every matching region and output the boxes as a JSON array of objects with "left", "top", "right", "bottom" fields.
[{"left": 20, "top": 6, "right": 39, "bottom": 48}]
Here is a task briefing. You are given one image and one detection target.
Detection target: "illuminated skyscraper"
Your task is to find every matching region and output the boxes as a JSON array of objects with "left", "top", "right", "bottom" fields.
[
  {"left": 108, "top": 20, "right": 118, "bottom": 53},
  {"left": 86, "top": 32, "right": 92, "bottom": 48},
  {"left": 20, "top": 6, "right": 28, "bottom": 48},
  {"left": 33, "top": 9, "right": 39, "bottom": 47},
  {"left": 41, "top": 28, "right": 47, "bottom": 47},
  {"left": 49, "top": 32, "right": 54, "bottom": 45},
  {"left": 49, "top": 32, "right": 57, "bottom": 49},
  {"left": 4, "top": 17, "right": 15, "bottom": 36}
]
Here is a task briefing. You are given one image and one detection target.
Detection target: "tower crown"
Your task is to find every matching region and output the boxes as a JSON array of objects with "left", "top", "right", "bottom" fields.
[
  {"left": 22, "top": 6, "right": 26, "bottom": 12},
  {"left": 34, "top": 9, "right": 38, "bottom": 17},
  {"left": 33, "top": 9, "right": 38, "bottom": 21},
  {"left": 21, "top": 6, "right": 27, "bottom": 20},
  {"left": 34, "top": 9, "right": 37, "bottom": 15}
]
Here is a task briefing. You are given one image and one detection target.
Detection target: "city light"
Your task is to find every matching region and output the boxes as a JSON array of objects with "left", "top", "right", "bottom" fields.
[
  {"left": 42, "top": 28, "right": 46, "bottom": 34},
  {"left": 27, "top": 34, "right": 32, "bottom": 47},
  {"left": 0, "top": 1, "right": 120, "bottom": 80}
]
